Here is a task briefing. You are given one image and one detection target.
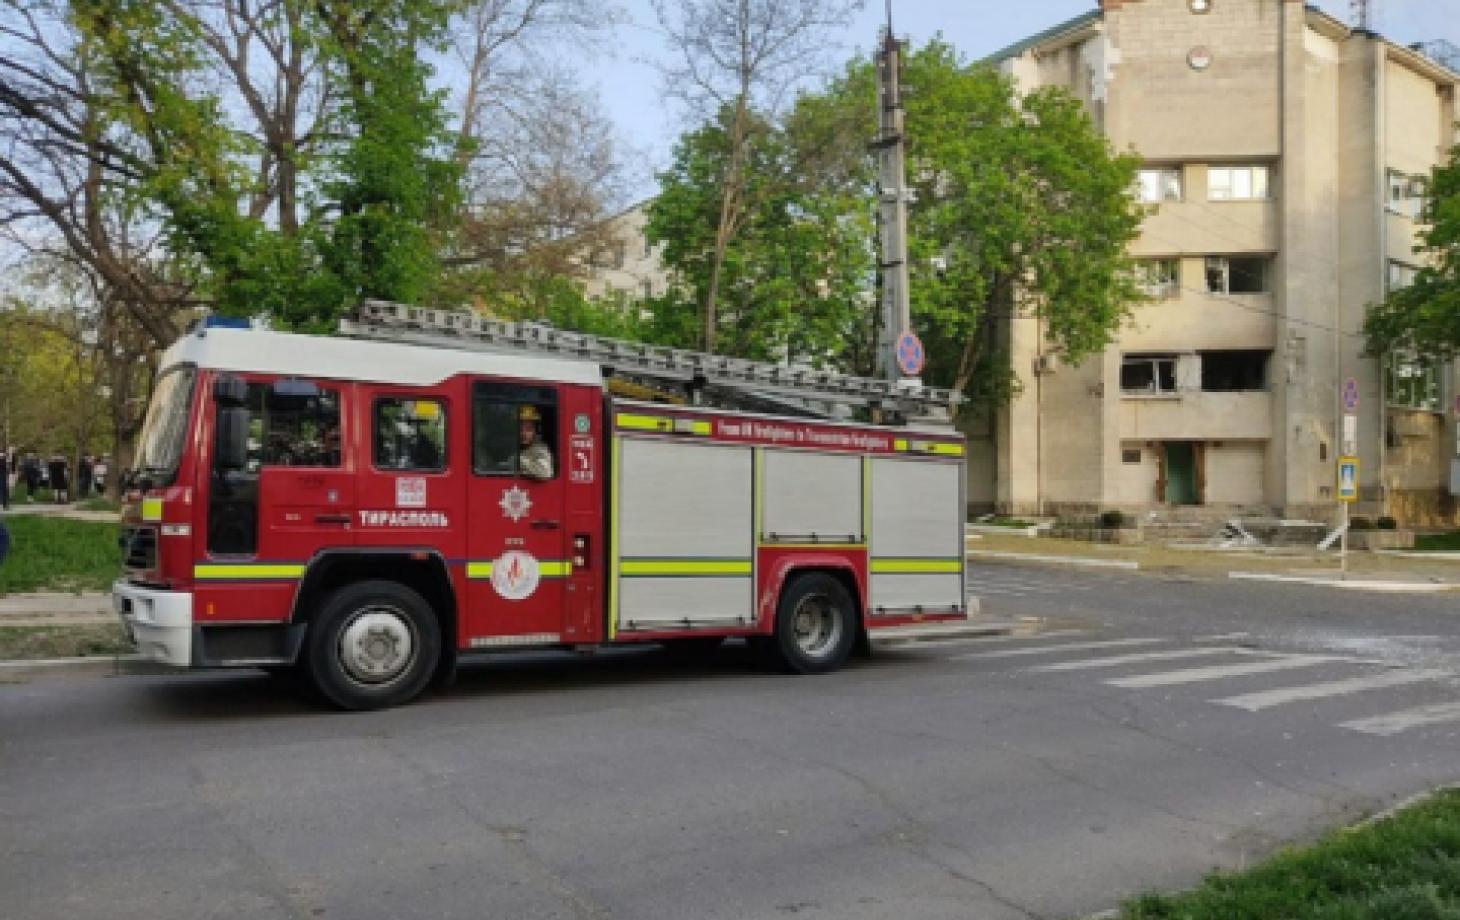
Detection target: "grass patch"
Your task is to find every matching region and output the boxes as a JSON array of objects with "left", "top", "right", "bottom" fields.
[
  {"left": 0, "top": 624, "right": 131, "bottom": 659},
  {"left": 1119, "top": 789, "right": 1460, "bottom": 919},
  {"left": 0, "top": 516, "right": 120, "bottom": 594},
  {"left": 1414, "top": 531, "right": 1460, "bottom": 552}
]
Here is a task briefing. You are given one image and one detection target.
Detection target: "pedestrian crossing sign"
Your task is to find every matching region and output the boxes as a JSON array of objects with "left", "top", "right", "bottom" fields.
[{"left": 1337, "top": 456, "right": 1359, "bottom": 502}]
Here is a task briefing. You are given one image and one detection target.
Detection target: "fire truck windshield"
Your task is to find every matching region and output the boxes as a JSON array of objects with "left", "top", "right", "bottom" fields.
[{"left": 130, "top": 366, "right": 196, "bottom": 485}]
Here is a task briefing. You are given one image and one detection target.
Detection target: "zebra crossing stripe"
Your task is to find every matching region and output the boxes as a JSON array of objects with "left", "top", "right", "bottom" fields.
[
  {"left": 1028, "top": 647, "right": 1266, "bottom": 673},
  {"left": 1213, "top": 669, "right": 1453, "bottom": 712},
  {"left": 1106, "top": 654, "right": 1344, "bottom": 689},
  {"left": 952, "top": 637, "right": 1164, "bottom": 660},
  {"left": 1339, "top": 700, "right": 1460, "bottom": 736}
]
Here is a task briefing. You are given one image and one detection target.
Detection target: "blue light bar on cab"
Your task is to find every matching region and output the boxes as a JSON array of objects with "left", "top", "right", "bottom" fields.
[{"left": 202, "top": 315, "right": 251, "bottom": 330}]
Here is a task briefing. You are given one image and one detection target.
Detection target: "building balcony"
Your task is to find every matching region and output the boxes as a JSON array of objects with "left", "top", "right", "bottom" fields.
[{"left": 1119, "top": 390, "right": 1273, "bottom": 441}]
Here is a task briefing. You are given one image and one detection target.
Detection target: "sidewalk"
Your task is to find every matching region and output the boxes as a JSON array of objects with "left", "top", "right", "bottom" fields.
[
  {"left": 0, "top": 592, "right": 113, "bottom": 627},
  {"left": 1, "top": 502, "right": 119, "bottom": 523},
  {"left": 967, "top": 531, "right": 1460, "bottom": 592}
]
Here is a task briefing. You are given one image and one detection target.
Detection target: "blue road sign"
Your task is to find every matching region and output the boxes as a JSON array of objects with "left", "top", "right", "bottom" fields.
[{"left": 1342, "top": 378, "right": 1360, "bottom": 413}]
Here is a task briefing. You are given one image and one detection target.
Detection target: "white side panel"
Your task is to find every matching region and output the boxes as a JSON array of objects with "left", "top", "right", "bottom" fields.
[
  {"left": 870, "top": 459, "right": 962, "bottom": 559},
  {"left": 761, "top": 450, "right": 863, "bottom": 542},
  {"left": 618, "top": 577, "right": 754, "bottom": 628},
  {"left": 870, "top": 574, "right": 963, "bottom": 612},
  {"left": 619, "top": 439, "right": 753, "bottom": 558}
]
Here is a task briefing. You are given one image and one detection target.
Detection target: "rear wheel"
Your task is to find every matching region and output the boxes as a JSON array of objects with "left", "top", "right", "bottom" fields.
[
  {"left": 305, "top": 580, "right": 441, "bottom": 711},
  {"left": 764, "top": 572, "right": 857, "bottom": 674}
]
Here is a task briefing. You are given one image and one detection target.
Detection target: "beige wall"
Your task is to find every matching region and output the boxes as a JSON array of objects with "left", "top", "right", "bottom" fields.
[
  {"left": 1104, "top": 0, "right": 1283, "bottom": 160},
  {"left": 1205, "top": 441, "right": 1267, "bottom": 505}
]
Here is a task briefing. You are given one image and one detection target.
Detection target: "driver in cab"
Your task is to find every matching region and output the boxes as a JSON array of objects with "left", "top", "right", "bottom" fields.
[{"left": 518, "top": 405, "right": 554, "bottom": 481}]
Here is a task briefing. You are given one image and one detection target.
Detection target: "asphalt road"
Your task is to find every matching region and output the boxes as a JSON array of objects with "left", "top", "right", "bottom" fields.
[{"left": 4, "top": 565, "right": 1460, "bottom": 920}]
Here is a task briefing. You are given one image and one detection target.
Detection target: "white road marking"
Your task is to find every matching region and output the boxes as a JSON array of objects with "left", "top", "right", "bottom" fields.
[
  {"left": 1028, "top": 647, "right": 1264, "bottom": 673},
  {"left": 953, "top": 637, "right": 1165, "bottom": 660},
  {"left": 1106, "top": 655, "right": 1346, "bottom": 688},
  {"left": 1213, "top": 669, "right": 1453, "bottom": 712},
  {"left": 1340, "top": 700, "right": 1460, "bottom": 736},
  {"left": 1194, "top": 632, "right": 1251, "bottom": 642},
  {"left": 880, "top": 630, "right": 1087, "bottom": 652}
]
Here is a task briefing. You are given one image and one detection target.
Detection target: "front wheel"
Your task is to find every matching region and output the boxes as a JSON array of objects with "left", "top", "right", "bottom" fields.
[
  {"left": 764, "top": 572, "right": 857, "bottom": 674},
  {"left": 305, "top": 580, "right": 441, "bottom": 711}
]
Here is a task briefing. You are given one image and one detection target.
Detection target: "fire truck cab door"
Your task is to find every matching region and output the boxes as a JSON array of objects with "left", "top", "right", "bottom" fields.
[{"left": 465, "top": 380, "right": 571, "bottom": 645}]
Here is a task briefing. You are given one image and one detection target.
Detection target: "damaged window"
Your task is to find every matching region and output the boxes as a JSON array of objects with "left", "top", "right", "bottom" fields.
[
  {"left": 1121, "top": 355, "right": 1178, "bottom": 395},
  {"left": 1200, "top": 350, "right": 1269, "bottom": 391},
  {"left": 1206, "top": 256, "right": 1269, "bottom": 294}
]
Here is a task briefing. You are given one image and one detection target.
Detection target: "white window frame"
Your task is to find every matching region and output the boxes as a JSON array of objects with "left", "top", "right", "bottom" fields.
[
  {"left": 1386, "top": 169, "right": 1424, "bottom": 219},
  {"left": 1207, "top": 165, "right": 1271, "bottom": 201},
  {"left": 1137, "top": 167, "right": 1184, "bottom": 204},
  {"left": 1121, "top": 354, "right": 1179, "bottom": 396}
]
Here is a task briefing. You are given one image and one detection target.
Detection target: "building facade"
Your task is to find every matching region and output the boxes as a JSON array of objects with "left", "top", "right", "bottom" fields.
[{"left": 974, "top": 0, "right": 1460, "bottom": 525}]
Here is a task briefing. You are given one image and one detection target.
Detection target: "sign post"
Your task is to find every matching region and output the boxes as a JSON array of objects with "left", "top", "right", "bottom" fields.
[
  {"left": 1338, "top": 378, "right": 1360, "bottom": 580},
  {"left": 1337, "top": 455, "right": 1359, "bottom": 579}
]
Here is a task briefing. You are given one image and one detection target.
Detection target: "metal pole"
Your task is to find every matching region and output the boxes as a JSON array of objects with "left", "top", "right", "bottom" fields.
[
  {"left": 874, "top": 21, "right": 911, "bottom": 380},
  {"left": 1340, "top": 498, "right": 1348, "bottom": 579}
]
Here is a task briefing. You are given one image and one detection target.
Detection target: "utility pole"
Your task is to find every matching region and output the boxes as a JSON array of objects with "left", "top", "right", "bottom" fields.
[{"left": 873, "top": 1, "right": 914, "bottom": 382}]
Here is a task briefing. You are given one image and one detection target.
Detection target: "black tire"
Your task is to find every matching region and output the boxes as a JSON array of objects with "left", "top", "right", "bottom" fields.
[
  {"left": 765, "top": 572, "right": 857, "bottom": 674},
  {"left": 304, "top": 580, "right": 441, "bottom": 711}
]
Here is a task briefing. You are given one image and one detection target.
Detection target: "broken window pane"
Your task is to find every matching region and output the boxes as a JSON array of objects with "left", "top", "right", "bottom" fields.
[
  {"left": 1228, "top": 258, "right": 1268, "bottom": 293},
  {"left": 1200, "top": 351, "right": 1270, "bottom": 391},
  {"left": 1205, "top": 257, "right": 1228, "bottom": 293}
]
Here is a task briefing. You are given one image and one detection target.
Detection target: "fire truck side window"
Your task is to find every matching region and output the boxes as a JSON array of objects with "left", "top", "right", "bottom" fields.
[
  {"left": 374, "top": 398, "right": 447, "bottom": 471},
  {"left": 472, "top": 381, "right": 557, "bottom": 477},
  {"left": 243, "top": 382, "right": 341, "bottom": 471}
]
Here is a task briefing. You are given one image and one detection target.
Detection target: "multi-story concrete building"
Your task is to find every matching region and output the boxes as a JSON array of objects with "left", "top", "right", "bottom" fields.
[
  {"left": 974, "top": 0, "right": 1459, "bottom": 526},
  {"left": 579, "top": 200, "right": 668, "bottom": 303}
]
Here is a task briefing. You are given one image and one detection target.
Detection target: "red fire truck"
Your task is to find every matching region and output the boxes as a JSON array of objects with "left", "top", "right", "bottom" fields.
[{"left": 115, "top": 302, "right": 967, "bottom": 709}]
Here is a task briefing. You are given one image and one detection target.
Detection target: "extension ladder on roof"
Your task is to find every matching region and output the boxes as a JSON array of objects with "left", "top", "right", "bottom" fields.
[{"left": 339, "top": 300, "right": 959, "bottom": 424}]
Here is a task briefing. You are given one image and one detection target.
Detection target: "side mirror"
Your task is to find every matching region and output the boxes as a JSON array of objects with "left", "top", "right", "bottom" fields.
[
  {"left": 216, "top": 407, "right": 250, "bottom": 471},
  {"left": 214, "top": 373, "right": 247, "bottom": 407}
]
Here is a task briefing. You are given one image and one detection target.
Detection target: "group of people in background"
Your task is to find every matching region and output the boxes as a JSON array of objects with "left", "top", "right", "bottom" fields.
[{"left": 1, "top": 449, "right": 110, "bottom": 511}]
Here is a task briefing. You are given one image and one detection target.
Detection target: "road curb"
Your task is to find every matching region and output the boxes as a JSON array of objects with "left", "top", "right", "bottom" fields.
[
  {"left": 967, "top": 550, "right": 1139, "bottom": 571},
  {"left": 1229, "top": 572, "right": 1460, "bottom": 593}
]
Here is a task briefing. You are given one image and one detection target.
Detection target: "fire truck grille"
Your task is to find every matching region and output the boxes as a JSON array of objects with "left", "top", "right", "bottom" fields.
[{"left": 121, "top": 526, "right": 158, "bottom": 570}]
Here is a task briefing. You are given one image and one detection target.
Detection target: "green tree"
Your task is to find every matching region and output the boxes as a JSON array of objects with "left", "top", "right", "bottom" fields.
[
  {"left": 71, "top": 0, "right": 463, "bottom": 332},
  {"left": 646, "top": 106, "right": 875, "bottom": 364},
  {"left": 1364, "top": 145, "right": 1460, "bottom": 360},
  {"left": 649, "top": 39, "right": 1145, "bottom": 405}
]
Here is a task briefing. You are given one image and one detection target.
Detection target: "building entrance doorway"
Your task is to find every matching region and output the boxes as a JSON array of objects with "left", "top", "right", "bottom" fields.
[{"left": 1162, "top": 442, "right": 1200, "bottom": 505}]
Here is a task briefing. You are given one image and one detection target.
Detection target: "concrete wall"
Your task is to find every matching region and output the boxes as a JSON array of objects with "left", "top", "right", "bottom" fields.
[
  {"left": 1205, "top": 441, "right": 1267, "bottom": 504},
  {"left": 1104, "top": 0, "right": 1283, "bottom": 160}
]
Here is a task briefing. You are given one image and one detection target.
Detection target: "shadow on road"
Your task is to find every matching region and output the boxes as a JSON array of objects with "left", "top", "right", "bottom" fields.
[{"left": 131, "top": 640, "right": 927, "bottom": 721}]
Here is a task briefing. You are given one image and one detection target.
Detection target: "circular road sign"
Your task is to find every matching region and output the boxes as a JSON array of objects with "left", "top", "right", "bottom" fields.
[{"left": 895, "top": 330, "right": 925, "bottom": 377}]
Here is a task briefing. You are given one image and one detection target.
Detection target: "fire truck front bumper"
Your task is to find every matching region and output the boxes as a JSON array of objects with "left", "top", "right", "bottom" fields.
[{"left": 114, "top": 580, "right": 192, "bottom": 667}]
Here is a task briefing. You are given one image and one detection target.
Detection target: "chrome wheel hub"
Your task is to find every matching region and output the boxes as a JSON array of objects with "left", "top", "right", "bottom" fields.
[
  {"left": 339, "top": 607, "right": 416, "bottom": 685},
  {"left": 791, "top": 594, "right": 842, "bottom": 658}
]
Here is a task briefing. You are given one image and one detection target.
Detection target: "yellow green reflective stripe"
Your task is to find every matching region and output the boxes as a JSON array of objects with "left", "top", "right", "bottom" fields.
[
  {"left": 466, "top": 560, "right": 572, "bottom": 579},
  {"left": 616, "top": 413, "right": 710, "bottom": 436},
  {"left": 619, "top": 559, "right": 753, "bottom": 577},
  {"left": 870, "top": 558, "right": 964, "bottom": 574},
  {"left": 140, "top": 498, "right": 163, "bottom": 522},
  {"left": 617, "top": 413, "right": 673, "bottom": 433},
  {"left": 194, "top": 564, "right": 306, "bottom": 580},
  {"left": 892, "top": 439, "right": 963, "bottom": 457}
]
